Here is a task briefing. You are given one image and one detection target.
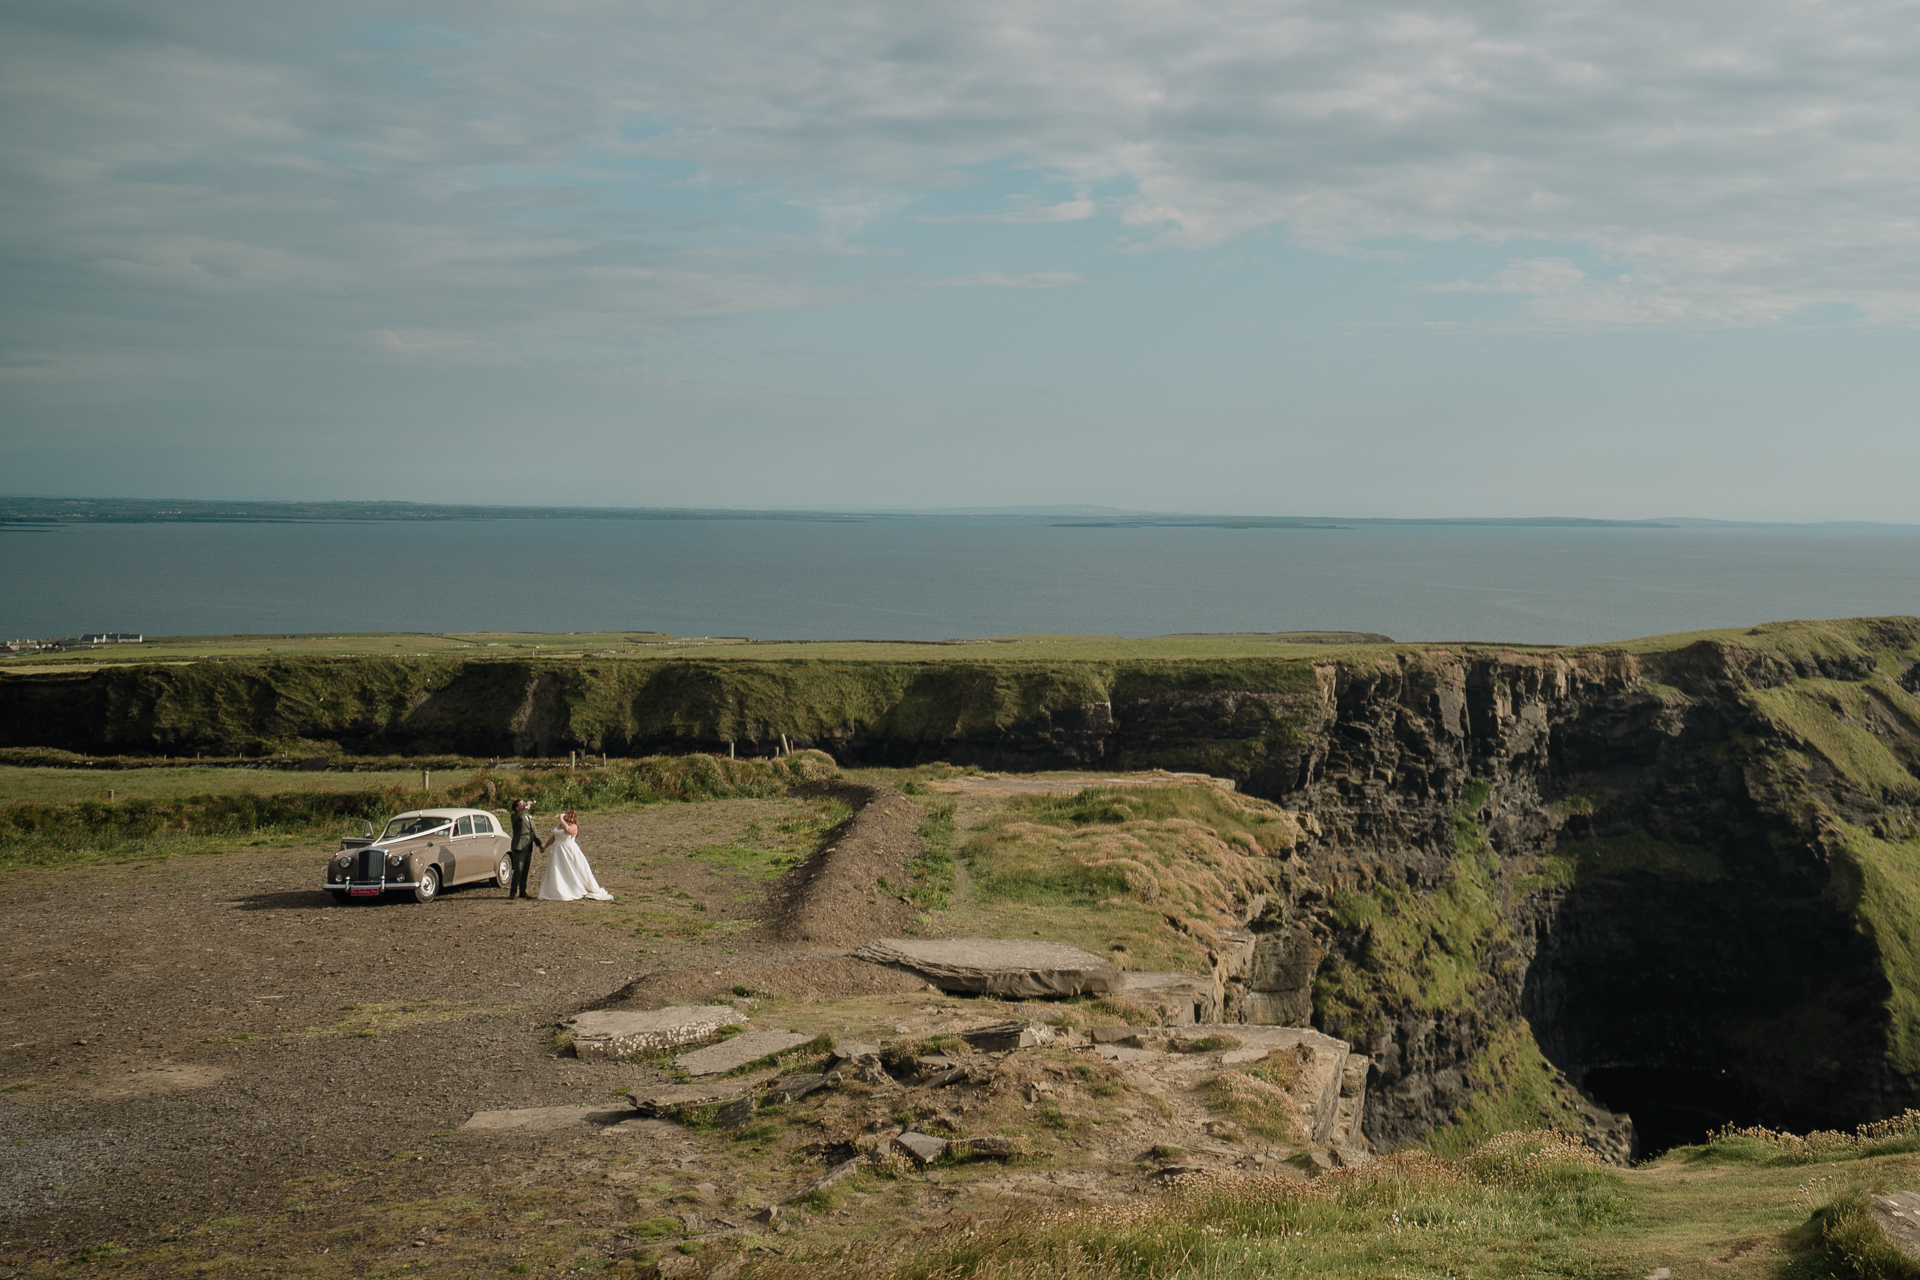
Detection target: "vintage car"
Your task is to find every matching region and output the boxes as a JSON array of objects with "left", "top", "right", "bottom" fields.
[{"left": 323, "top": 807, "right": 513, "bottom": 904}]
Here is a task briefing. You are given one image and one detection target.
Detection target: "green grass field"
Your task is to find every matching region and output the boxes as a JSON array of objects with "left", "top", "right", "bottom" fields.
[
  {"left": 0, "top": 765, "right": 477, "bottom": 806},
  {"left": 742, "top": 1121, "right": 1920, "bottom": 1280},
  {"left": 6, "top": 618, "right": 1897, "bottom": 676},
  {"left": 0, "top": 629, "right": 1435, "bottom": 671}
]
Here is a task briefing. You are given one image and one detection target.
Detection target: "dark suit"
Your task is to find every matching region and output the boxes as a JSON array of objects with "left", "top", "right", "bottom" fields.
[{"left": 508, "top": 809, "right": 541, "bottom": 897}]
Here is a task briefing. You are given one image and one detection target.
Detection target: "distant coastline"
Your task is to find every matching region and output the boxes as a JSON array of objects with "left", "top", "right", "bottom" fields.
[{"left": 3, "top": 496, "right": 1916, "bottom": 532}]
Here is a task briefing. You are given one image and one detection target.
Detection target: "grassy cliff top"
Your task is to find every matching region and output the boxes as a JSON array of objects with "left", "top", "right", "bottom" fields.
[
  {"left": 11, "top": 617, "right": 1914, "bottom": 672},
  {"left": 0, "top": 629, "right": 1409, "bottom": 669}
]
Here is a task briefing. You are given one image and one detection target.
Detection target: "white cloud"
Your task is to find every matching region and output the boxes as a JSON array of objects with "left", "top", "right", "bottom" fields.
[
  {"left": 1431, "top": 259, "right": 1591, "bottom": 296},
  {"left": 585, "top": 0, "right": 1920, "bottom": 325},
  {"left": 918, "top": 199, "right": 1095, "bottom": 224},
  {"left": 6, "top": 0, "right": 1920, "bottom": 401},
  {"left": 932, "top": 271, "right": 1085, "bottom": 288}
]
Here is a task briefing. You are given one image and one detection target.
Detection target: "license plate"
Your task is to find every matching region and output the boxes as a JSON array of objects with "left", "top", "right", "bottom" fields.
[{"left": 350, "top": 887, "right": 380, "bottom": 896}]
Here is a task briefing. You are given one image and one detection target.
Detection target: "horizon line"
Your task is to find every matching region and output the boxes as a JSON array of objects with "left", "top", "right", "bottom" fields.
[{"left": 1, "top": 494, "right": 1917, "bottom": 531}]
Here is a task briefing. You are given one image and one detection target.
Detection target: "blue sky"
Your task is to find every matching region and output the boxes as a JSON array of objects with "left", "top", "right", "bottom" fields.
[{"left": 3, "top": 0, "right": 1918, "bottom": 519}]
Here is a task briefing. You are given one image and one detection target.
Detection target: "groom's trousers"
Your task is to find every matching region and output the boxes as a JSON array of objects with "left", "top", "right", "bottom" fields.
[{"left": 508, "top": 845, "right": 535, "bottom": 897}]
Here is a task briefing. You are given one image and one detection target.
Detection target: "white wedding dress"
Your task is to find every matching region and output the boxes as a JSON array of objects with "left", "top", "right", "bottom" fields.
[{"left": 539, "top": 826, "right": 613, "bottom": 901}]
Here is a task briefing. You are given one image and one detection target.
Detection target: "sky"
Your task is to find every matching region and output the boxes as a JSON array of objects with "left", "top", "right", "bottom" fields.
[{"left": 3, "top": 0, "right": 1919, "bottom": 520}]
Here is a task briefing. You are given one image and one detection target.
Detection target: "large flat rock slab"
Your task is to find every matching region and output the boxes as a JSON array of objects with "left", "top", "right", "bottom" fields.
[
  {"left": 461, "top": 1105, "right": 634, "bottom": 1133},
  {"left": 1873, "top": 1191, "right": 1920, "bottom": 1261},
  {"left": 676, "top": 1030, "right": 814, "bottom": 1077},
  {"left": 567, "top": 1006, "right": 740, "bottom": 1062},
  {"left": 853, "top": 938, "right": 1121, "bottom": 998}
]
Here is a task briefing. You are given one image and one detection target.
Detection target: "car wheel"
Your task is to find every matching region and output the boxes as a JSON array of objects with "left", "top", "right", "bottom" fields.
[
  {"left": 412, "top": 866, "right": 440, "bottom": 905},
  {"left": 494, "top": 853, "right": 512, "bottom": 888}
]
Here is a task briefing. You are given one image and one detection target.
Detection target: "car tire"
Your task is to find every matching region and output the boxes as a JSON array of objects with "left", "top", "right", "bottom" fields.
[
  {"left": 494, "top": 853, "right": 512, "bottom": 888},
  {"left": 412, "top": 866, "right": 440, "bottom": 905}
]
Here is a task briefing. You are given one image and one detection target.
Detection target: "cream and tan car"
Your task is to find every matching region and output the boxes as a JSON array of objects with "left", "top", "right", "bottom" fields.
[{"left": 323, "top": 808, "right": 512, "bottom": 904}]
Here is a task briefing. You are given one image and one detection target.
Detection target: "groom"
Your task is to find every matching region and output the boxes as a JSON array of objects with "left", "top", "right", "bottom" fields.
[{"left": 507, "top": 798, "right": 545, "bottom": 899}]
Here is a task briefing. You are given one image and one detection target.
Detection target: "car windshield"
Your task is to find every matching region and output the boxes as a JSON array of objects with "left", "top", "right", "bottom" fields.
[{"left": 380, "top": 816, "right": 452, "bottom": 840}]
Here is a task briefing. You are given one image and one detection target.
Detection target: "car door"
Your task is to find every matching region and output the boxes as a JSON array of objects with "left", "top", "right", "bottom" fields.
[
  {"left": 473, "top": 813, "right": 509, "bottom": 881},
  {"left": 448, "top": 815, "right": 478, "bottom": 882}
]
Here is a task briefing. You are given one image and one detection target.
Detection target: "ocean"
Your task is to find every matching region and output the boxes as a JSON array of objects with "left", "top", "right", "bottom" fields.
[{"left": 4, "top": 516, "right": 1918, "bottom": 645}]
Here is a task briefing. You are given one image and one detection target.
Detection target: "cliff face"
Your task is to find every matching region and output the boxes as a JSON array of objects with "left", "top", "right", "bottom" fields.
[{"left": 1231, "top": 621, "right": 1920, "bottom": 1155}]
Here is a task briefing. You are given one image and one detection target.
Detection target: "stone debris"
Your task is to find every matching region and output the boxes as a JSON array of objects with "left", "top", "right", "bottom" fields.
[
  {"left": 629, "top": 1082, "right": 760, "bottom": 1118},
  {"left": 794, "top": 1156, "right": 864, "bottom": 1200},
  {"left": 853, "top": 938, "right": 1121, "bottom": 998},
  {"left": 825, "top": 1052, "right": 892, "bottom": 1085},
  {"left": 567, "top": 1006, "right": 740, "bottom": 1062},
  {"left": 1094, "top": 1045, "right": 1164, "bottom": 1064},
  {"left": 1084, "top": 1022, "right": 1367, "bottom": 1150},
  {"left": 953, "top": 1135, "right": 1018, "bottom": 1159},
  {"left": 764, "top": 1073, "right": 829, "bottom": 1104},
  {"left": 714, "top": 1095, "right": 757, "bottom": 1131},
  {"left": 676, "top": 1030, "right": 814, "bottom": 1078},
  {"left": 460, "top": 1105, "right": 635, "bottom": 1133},
  {"left": 1119, "top": 971, "right": 1222, "bottom": 1024},
  {"left": 1873, "top": 1191, "right": 1920, "bottom": 1260},
  {"left": 960, "top": 1020, "right": 1056, "bottom": 1052},
  {"left": 894, "top": 1131, "right": 949, "bottom": 1165},
  {"left": 1149, "top": 1163, "right": 1208, "bottom": 1180}
]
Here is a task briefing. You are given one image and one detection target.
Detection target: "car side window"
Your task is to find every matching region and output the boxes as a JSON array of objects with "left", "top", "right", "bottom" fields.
[
  {"left": 473, "top": 815, "right": 495, "bottom": 835},
  {"left": 454, "top": 816, "right": 473, "bottom": 836}
]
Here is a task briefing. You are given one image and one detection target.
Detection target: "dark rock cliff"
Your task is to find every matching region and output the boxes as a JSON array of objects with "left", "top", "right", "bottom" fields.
[{"left": 1225, "top": 628, "right": 1920, "bottom": 1157}]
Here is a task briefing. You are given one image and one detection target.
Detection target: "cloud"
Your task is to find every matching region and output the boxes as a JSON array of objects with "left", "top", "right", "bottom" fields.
[
  {"left": 918, "top": 199, "right": 1095, "bottom": 224},
  {"left": 6, "top": 0, "right": 1920, "bottom": 419},
  {"left": 1431, "top": 259, "right": 1591, "bottom": 297},
  {"left": 591, "top": 0, "right": 1920, "bottom": 325},
  {"left": 932, "top": 271, "right": 1084, "bottom": 288}
]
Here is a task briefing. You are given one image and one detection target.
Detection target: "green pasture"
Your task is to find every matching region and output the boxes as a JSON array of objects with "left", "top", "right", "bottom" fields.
[
  {"left": 0, "top": 751, "right": 837, "bottom": 872},
  {"left": 743, "top": 1120, "right": 1920, "bottom": 1280},
  {"left": 0, "top": 629, "right": 1419, "bottom": 671},
  {"left": 0, "top": 765, "right": 477, "bottom": 806}
]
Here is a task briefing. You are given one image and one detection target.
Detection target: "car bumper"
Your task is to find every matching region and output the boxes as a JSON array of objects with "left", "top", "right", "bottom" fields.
[{"left": 324, "top": 879, "right": 421, "bottom": 893}]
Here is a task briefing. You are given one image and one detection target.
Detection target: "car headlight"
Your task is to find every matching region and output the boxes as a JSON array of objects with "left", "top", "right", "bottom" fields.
[
  {"left": 335, "top": 856, "right": 350, "bottom": 868},
  {"left": 387, "top": 853, "right": 405, "bottom": 867}
]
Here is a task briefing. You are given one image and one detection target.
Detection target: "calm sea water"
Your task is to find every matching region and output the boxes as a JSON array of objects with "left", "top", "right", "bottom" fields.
[{"left": 4, "top": 517, "right": 1919, "bottom": 645}]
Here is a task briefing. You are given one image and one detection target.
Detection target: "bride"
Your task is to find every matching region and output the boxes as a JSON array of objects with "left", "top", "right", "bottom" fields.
[{"left": 538, "top": 809, "right": 613, "bottom": 902}]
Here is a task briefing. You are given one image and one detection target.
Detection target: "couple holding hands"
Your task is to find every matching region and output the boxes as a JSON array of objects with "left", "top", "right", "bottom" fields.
[{"left": 506, "top": 799, "right": 613, "bottom": 902}]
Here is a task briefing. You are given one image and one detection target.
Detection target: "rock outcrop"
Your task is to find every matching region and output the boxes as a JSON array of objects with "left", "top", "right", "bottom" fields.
[{"left": 853, "top": 938, "right": 1122, "bottom": 998}]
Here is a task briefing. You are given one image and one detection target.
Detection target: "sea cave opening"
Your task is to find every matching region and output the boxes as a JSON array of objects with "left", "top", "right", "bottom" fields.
[{"left": 1518, "top": 863, "right": 1888, "bottom": 1159}]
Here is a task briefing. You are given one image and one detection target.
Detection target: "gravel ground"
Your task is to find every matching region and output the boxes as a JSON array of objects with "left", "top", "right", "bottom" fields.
[
  {"left": 0, "top": 776, "right": 1299, "bottom": 1279},
  {"left": 0, "top": 796, "right": 869, "bottom": 1274}
]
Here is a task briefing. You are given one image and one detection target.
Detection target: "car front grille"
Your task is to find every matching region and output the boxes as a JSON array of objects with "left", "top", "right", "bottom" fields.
[{"left": 355, "top": 848, "right": 383, "bottom": 882}]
